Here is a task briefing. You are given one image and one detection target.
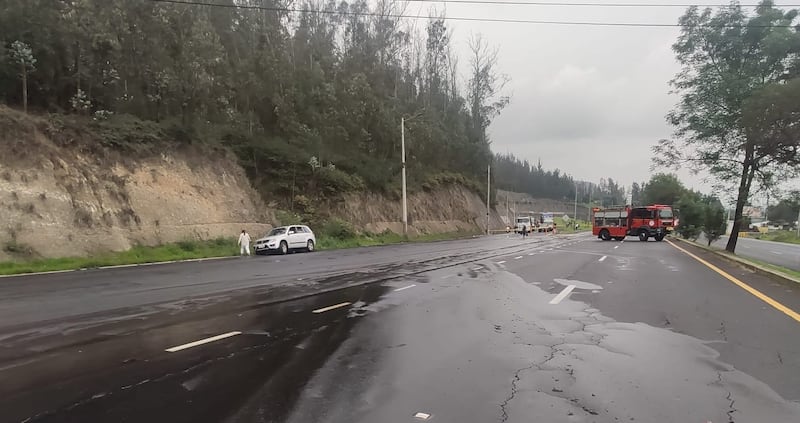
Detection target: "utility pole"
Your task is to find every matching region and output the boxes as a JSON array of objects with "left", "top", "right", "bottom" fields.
[
  {"left": 587, "top": 184, "right": 593, "bottom": 221},
  {"left": 401, "top": 117, "right": 408, "bottom": 235},
  {"left": 486, "top": 164, "right": 491, "bottom": 235},
  {"left": 796, "top": 207, "right": 800, "bottom": 237},
  {"left": 506, "top": 193, "right": 509, "bottom": 228},
  {"left": 573, "top": 182, "right": 578, "bottom": 223}
]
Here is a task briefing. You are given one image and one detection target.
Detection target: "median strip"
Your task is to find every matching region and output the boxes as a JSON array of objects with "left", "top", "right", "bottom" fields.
[
  {"left": 312, "top": 302, "right": 352, "bottom": 314},
  {"left": 165, "top": 331, "right": 242, "bottom": 353},
  {"left": 667, "top": 240, "right": 800, "bottom": 324}
]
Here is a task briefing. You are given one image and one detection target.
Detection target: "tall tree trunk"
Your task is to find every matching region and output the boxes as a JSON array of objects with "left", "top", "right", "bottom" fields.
[
  {"left": 726, "top": 141, "right": 756, "bottom": 253},
  {"left": 22, "top": 66, "right": 27, "bottom": 113}
]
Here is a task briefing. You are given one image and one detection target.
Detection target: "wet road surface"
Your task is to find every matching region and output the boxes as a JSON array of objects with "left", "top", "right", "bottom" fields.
[
  {"left": 704, "top": 235, "right": 800, "bottom": 271},
  {"left": 2, "top": 233, "right": 800, "bottom": 422}
]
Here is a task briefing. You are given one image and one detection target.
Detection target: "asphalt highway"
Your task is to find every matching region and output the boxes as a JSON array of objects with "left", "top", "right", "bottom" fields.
[
  {"left": 2, "top": 232, "right": 800, "bottom": 422},
  {"left": 706, "top": 235, "right": 800, "bottom": 271}
]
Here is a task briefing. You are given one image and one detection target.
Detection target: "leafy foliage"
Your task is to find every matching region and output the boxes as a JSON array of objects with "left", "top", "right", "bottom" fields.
[
  {"left": 703, "top": 202, "right": 727, "bottom": 246},
  {"left": 493, "top": 153, "right": 625, "bottom": 204},
  {"left": 0, "top": 0, "right": 508, "bottom": 207},
  {"left": 656, "top": 0, "right": 800, "bottom": 253},
  {"left": 641, "top": 173, "right": 685, "bottom": 206},
  {"left": 766, "top": 191, "right": 800, "bottom": 224}
]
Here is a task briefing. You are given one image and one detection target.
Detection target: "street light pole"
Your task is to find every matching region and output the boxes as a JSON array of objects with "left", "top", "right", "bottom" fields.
[
  {"left": 796, "top": 207, "right": 800, "bottom": 237},
  {"left": 401, "top": 117, "right": 408, "bottom": 235},
  {"left": 486, "top": 164, "right": 491, "bottom": 235},
  {"left": 573, "top": 182, "right": 578, "bottom": 223}
]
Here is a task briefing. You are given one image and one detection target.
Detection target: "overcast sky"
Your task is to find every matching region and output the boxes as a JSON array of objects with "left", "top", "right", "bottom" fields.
[{"left": 408, "top": 0, "right": 798, "bottom": 204}]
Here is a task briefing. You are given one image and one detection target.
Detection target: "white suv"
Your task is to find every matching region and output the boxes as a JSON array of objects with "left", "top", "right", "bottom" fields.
[{"left": 254, "top": 225, "right": 316, "bottom": 255}]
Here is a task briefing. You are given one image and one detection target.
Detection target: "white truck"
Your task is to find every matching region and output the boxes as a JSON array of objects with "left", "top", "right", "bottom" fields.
[{"left": 515, "top": 215, "right": 533, "bottom": 233}]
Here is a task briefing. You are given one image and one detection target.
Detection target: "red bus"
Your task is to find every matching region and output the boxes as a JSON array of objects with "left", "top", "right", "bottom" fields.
[{"left": 592, "top": 204, "right": 677, "bottom": 242}]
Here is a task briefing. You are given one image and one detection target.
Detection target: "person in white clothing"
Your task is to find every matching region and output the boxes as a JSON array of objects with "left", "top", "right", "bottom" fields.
[{"left": 238, "top": 229, "right": 251, "bottom": 256}]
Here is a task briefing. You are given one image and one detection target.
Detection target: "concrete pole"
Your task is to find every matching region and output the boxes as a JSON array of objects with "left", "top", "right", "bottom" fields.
[
  {"left": 573, "top": 182, "right": 578, "bottom": 223},
  {"left": 486, "top": 164, "right": 491, "bottom": 235},
  {"left": 401, "top": 117, "right": 407, "bottom": 235},
  {"left": 796, "top": 208, "right": 800, "bottom": 237}
]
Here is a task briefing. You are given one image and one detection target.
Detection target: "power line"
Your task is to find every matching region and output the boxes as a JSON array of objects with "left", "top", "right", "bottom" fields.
[
  {"left": 147, "top": 0, "right": 798, "bottom": 28},
  {"left": 400, "top": 0, "right": 800, "bottom": 7}
]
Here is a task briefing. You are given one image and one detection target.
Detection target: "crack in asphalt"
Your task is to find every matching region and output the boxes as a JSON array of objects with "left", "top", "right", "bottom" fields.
[
  {"left": 499, "top": 362, "right": 536, "bottom": 422},
  {"left": 500, "top": 337, "right": 564, "bottom": 422},
  {"left": 726, "top": 391, "right": 737, "bottom": 422}
]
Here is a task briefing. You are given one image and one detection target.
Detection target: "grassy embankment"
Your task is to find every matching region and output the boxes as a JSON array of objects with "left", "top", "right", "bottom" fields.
[
  {"left": 0, "top": 229, "right": 476, "bottom": 276},
  {"left": 752, "top": 230, "right": 800, "bottom": 245}
]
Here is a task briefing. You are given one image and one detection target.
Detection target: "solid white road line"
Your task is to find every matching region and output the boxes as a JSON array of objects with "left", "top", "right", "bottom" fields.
[
  {"left": 549, "top": 285, "right": 576, "bottom": 305},
  {"left": 165, "top": 331, "right": 242, "bottom": 353},
  {"left": 394, "top": 284, "right": 417, "bottom": 292},
  {"left": 496, "top": 260, "right": 507, "bottom": 264},
  {"left": 312, "top": 302, "right": 352, "bottom": 314},
  {"left": 514, "top": 256, "right": 523, "bottom": 260},
  {"left": 599, "top": 255, "right": 607, "bottom": 262}
]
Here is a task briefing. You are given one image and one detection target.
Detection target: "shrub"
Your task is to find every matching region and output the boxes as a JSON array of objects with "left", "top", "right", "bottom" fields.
[
  {"left": 176, "top": 240, "right": 197, "bottom": 252},
  {"left": 320, "top": 218, "right": 357, "bottom": 240},
  {"left": 3, "top": 241, "right": 36, "bottom": 257}
]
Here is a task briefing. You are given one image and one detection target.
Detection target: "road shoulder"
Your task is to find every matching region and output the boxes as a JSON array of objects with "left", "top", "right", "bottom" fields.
[{"left": 673, "top": 237, "right": 800, "bottom": 285}]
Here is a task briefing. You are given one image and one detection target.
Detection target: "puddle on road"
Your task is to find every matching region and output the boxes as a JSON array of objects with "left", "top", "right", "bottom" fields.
[{"left": 280, "top": 269, "right": 800, "bottom": 423}]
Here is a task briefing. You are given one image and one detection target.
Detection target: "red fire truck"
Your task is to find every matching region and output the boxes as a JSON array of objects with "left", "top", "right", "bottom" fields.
[{"left": 592, "top": 204, "right": 677, "bottom": 242}]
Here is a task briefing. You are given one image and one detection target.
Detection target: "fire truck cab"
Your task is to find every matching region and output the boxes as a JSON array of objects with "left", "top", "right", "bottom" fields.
[{"left": 592, "top": 204, "right": 676, "bottom": 242}]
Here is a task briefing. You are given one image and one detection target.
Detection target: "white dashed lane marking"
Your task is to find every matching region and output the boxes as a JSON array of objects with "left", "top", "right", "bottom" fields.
[
  {"left": 394, "top": 284, "right": 417, "bottom": 292},
  {"left": 514, "top": 256, "right": 523, "bottom": 260},
  {"left": 312, "top": 302, "right": 352, "bottom": 314},
  {"left": 599, "top": 255, "right": 607, "bottom": 262},
  {"left": 165, "top": 331, "right": 242, "bottom": 353}
]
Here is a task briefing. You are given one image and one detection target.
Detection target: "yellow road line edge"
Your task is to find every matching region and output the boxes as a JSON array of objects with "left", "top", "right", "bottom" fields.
[{"left": 666, "top": 239, "right": 800, "bottom": 324}]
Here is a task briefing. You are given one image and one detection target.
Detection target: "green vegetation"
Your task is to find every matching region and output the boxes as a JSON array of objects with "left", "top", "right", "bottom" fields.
[
  {"left": 655, "top": 1, "right": 800, "bottom": 253},
  {"left": 0, "top": 238, "right": 237, "bottom": 276},
  {"left": 765, "top": 193, "right": 800, "bottom": 229},
  {"left": 494, "top": 154, "right": 626, "bottom": 205},
  {"left": 0, "top": 229, "right": 476, "bottom": 276},
  {"left": 754, "top": 231, "right": 800, "bottom": 245},
  {"left": 636, "top": 173, "right": 726, "bottom": 245},
  {"left": 555, "top": 217, "right": 591, "bottom": 234},
  {"left": 736, "top": 257, "right": 800, "bottom": 281},
  {"left": 317, "top": 230, "right": 476, "bottom": 250},
  {"left": 0, "top": 0, "right": 515, "bottom": 207}
]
